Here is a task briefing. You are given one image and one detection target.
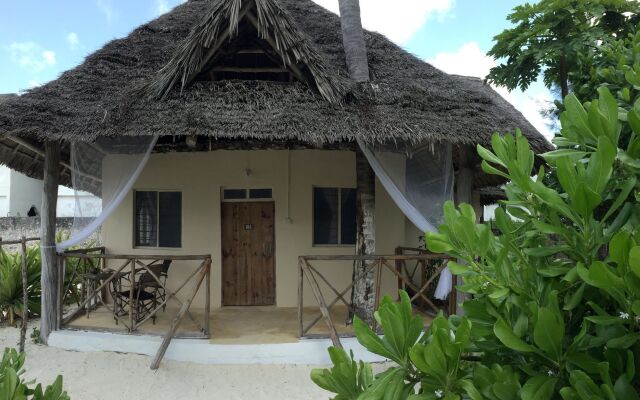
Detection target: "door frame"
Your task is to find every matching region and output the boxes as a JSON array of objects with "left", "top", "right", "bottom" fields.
[{"left": 220, "top": 199, "right": 276, "bottom": 306}]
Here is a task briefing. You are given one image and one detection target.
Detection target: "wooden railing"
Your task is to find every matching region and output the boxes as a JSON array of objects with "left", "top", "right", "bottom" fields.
[
  {"left": 57, "top": 251, "right": 212, "bottom": 369},
  {"left": 395, "top": 247, "right": 456, "bottom": 316},
  {"left": 298, "top": 252, "right": 450, "bottom": 349}
]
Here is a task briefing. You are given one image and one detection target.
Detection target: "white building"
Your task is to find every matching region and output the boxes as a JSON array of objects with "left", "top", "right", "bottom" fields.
[
  {"left": 0, "top": 165, "right": 100, "bottom": 218},
  {"left": 0, "top": 165, "right": 43, "bottom": 217}
]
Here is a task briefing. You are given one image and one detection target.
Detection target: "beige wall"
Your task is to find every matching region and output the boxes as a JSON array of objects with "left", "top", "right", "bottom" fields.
[{"left": 102, "top": 150, "right": 409, "bottom": 309}]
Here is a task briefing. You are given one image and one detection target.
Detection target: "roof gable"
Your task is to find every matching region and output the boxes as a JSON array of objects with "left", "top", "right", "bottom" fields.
[{"left": 144, "top": 0, "right": 348, "bottom": 104}]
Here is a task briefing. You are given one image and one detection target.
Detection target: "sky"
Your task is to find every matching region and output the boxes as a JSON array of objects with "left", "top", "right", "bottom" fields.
[{"left": 0, "top": 0, "right": 555, "bottom": 140}]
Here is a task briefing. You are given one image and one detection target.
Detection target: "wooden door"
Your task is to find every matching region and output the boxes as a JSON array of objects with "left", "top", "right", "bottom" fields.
[{"left": 221, "top": 202, "right": 275, "bottom": 306}]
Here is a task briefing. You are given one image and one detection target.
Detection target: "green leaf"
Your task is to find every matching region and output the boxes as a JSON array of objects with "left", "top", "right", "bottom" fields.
[
  {"left": 613, "top": 376, "right": 640, "bottom": 400},
  {"left": 630, "top": 246, "right": 640, "bottom": 278},
  {"left": 477, "top": 144, "right": 506, "bottom": 167},
  {"left": 542, "top": 149, "right": 589, "bottom": 163},
  {"left": 564, "top": 94, "right": 595, "bottom": 140},
  {"left": 494, "top": 319, "right": 538, "bottom": 353},
  {"left": 447, "top": 261, "right": 470, "bottom": 275},
  {"left": 534, "top": 307, "right": 564, "bottom": 359},
  {"left": 521, "top": 375, "right": 557, "bottom": 400},
  {"left": 607, "top": 333, "right": 640, "bottom": 349}
]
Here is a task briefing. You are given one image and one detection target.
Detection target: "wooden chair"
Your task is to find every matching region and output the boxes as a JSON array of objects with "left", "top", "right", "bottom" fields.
[{"left": 109, "top": 260, "right": 172, "bottom": 326}]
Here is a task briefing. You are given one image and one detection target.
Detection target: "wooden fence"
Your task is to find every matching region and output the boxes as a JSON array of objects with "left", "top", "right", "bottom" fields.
[
  {"left": 394, "top": 247, "right": 456, "bottom": 316},
  {"left": 297, "top": 251, "right": 450, "bottom": 349},
  {"left": 0, "top": 236, "right": 40, "bottom": 353},
  {"left": 58, "top": 251, "right": 212, "bottom": 369}
]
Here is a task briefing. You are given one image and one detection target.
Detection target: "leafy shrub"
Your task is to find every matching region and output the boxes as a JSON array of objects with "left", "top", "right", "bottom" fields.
[
  {"left": 311, "top": 87, "right": 640, "bottom": 398},
  {"left": 0, "top": 348, "right": 69, "bottom": 399},
  {"left": 0, "top": 247, "right": 41, "bottom": 325}
]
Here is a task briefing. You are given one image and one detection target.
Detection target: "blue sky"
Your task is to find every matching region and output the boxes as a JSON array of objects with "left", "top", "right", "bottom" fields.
[{"left": 0, "top": 0, "right": 554, "bottom": 138}]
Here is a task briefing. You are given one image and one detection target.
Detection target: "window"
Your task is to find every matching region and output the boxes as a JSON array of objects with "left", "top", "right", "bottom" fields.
[
  {"left": 222, "top": 188, "right": 272, "bottom": 201},
  {"left": 134, "top": 191, "right": 182, "bottom": 248},
  {"left": 313, "top": 187, "right": 357, "bottom": 245}
]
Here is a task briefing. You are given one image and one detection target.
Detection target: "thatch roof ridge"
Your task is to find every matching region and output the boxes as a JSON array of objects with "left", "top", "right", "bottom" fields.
[
  {"left": 144, "top": 0, "right": 350, "bottom": 103},
  {"left": 0, "top": 0, "right": 551, "bottom": 153}
]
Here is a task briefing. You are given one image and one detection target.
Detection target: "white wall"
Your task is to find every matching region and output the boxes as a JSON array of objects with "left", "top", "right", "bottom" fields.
[
  {"left": 0, "top": 166, "right": 9, "bottom": 217},
  {"left": 102, "top": 150, "right": 409, "bottom": 309},
  {"left": 8, "top": 169, "right": 43, "bottom": 217},
  {"left": 57, "top": 186, "right": 101, "bottom": 218}
]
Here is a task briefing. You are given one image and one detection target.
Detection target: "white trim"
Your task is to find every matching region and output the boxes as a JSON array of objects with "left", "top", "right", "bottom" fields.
[{"left": 48, "top": 330, "right": 386, "bottom": 365}]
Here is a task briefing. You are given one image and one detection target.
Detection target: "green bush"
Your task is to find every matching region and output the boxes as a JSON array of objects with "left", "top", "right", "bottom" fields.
[
  {"left": 0, "top": 348, "right": 69, "bottom": 399},
  {"left": 0, "top": 247, "right": 41, "bottom": 325},
  {"left": 0, "top": 232, "right": 99, "bottom": 325},
  {"left": 311, "top": 86, "right": 640, "bottom": 398}
]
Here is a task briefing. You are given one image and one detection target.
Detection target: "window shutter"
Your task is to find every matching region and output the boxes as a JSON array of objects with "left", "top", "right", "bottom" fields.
[
  {"left": 313, "top": 187, "right": 339, "bottom": 245},
  {"left": 340, "top": 188, "right": 357, "bottom": 245},
  {"left": 158, "top": 192, "right": 182, "bottom": 248}
]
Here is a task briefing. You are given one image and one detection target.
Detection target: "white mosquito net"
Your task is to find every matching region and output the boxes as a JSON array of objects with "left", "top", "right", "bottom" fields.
[
  {"left": 56, "top": 135, "right": 158, "bottom": 251},
  {"left": 357, "top": 139, "right": 455, "bottom": 300}
]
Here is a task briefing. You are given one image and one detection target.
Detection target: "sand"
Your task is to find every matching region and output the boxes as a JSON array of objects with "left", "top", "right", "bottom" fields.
[{"left": 0, "top": 322, "right": 340, "bottom": 400}]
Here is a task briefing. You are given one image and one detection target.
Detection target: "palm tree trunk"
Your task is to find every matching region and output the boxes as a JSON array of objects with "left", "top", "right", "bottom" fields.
[
  {"left": 338, "top": 0, "right": 376, "bottom": 324},
  {"left": 338, "top": 0, "right": 370, "bottom": 82},
  {"left": 559, "top": 54, "right": 569, "bottom": 99},
  {"left": 351, "top": 148, "right": 376, "bottom": 324}
]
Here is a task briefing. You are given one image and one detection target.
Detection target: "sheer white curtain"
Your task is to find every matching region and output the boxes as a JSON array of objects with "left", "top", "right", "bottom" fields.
[
  {"left": 56, "top": 135, "right": 158, "bottom": 251},
  {"left": 357, "top": 139, "right": 455, "bottom": 300}
]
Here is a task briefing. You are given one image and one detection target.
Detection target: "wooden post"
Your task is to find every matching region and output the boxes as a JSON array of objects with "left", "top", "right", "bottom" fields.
[
  {"left": 351, "top": 146, "right": 376, "bottom": 324},
  {"left": 204, "top": 258, "right": 211, "bottom": 337},
  {"left": 297, "top": 257, "right": 304, "bottom": 338},
  {"left": 40, "top": 140, "right": 61, "bottom": 345},
  {"left": 302, "top": 261, "right": 342, "bottom": 349},
  {"left": 129, "top": 259, "right": 135, "bottom": 332},
  {"left": 19, "top": 237, "right": 28, "bottom": 352},
  {"left": 150, "top": 261, "right": 209, "bottom": 370},
  {"left": 454, "top": 146, "right": 474, "bottom": 315}
]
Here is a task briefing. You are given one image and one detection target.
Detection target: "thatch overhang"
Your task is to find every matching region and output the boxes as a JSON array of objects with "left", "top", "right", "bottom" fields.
[{"left": 0, "top": 0, "right": 552, "bottom": 190}]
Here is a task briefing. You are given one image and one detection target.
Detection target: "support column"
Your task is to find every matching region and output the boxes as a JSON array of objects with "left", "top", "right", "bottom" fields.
[
  {"left": 454, "top": 146, "right": 474, "bottom": 315},
  {"left": 40, "top": 140, "right": 60, "bottom": 344},
  {"left": 351, "top": 147, "right": 376, "bottom": 324}
]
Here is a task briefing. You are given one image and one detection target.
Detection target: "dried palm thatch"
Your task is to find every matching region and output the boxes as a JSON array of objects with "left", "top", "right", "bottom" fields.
[
  {"left": 0, "top": 0, "right": 552, "bottom": 188},
  {"left": 145, "top": 0, "right": 349, "bottom": 104}
]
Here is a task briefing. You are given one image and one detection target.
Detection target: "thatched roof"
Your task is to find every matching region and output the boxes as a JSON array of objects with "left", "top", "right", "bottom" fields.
[{"left": 0, "top": 0, "right": 551, "bottom": 188}]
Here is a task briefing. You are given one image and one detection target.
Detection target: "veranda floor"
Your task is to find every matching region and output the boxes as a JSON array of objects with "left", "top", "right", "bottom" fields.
[{"left": 65, "top": 305, "right": 433, "bottom": 345}]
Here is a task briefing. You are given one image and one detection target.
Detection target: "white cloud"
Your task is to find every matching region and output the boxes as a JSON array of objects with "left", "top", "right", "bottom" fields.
[
  {"left": 311, "top": 0, "right": 454, "bottom": 44},
  {"left": 427, "top": 41, "right": 493, "bottom": 79},
  {"left": 154, "top": 0, "right": 186, "bottom": 16},
  {"left": 7, "top": 42, "right": 56, "bottom": 72},
  {"left": 155, "top": 0, "right": 170, "bottom": 15},
  {"left": 427, "top": 41, "right": 555, "bottom": 141},
  {"left": 96, "top": 0, "right": 115, "bottom": 23},
  {"left": 67, "top": 32, "right": 80, "bottom": 49},
  {"left": 42, "top": 50, "right": 56, "bottom": 65},
  {"left": 28, "top": 80, "right": 41, "bottom": 88}
]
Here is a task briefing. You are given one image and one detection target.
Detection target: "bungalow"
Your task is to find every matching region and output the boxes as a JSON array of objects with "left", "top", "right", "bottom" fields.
[{"left": 0, "top": 0, "right": 550, "bottom": 366}]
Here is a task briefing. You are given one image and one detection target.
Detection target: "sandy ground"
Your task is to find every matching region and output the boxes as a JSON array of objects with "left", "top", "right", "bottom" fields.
[{"left": 0, "top": 322, "right": 343, "bottom": 400}]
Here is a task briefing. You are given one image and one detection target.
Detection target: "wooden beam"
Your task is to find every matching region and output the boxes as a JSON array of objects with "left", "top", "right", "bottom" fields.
[
  {"left": 244, "top": 12, "right": 309, "bottom": 84},
  {"left": 150, "top": 259, "right": 210, "bottom": 370},
  {"left": 210, "top": 66, "right": 289, "bottom": 74},
  {"left": 454, "top": 145, "right": 475, "bottom": 315},
  {"left": 6, "top": 136, "right": 102, "bottom": 183},
  {"left": 19, "top": 237, "right": 28, "bottom": 352},
  {"left": 301, "top": 261, "right": 342, "bottom": 349},
  {"left": 183, "top": 1, "right": 254, "bottom": 88},
  {"left": 40, "top": 140, "right": 61, "bottom": 344}
]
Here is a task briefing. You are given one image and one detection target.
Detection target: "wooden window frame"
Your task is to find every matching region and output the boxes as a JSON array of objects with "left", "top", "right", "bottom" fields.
[{"left": 220, "top": 187, "right": 273, "bottom": 203}]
